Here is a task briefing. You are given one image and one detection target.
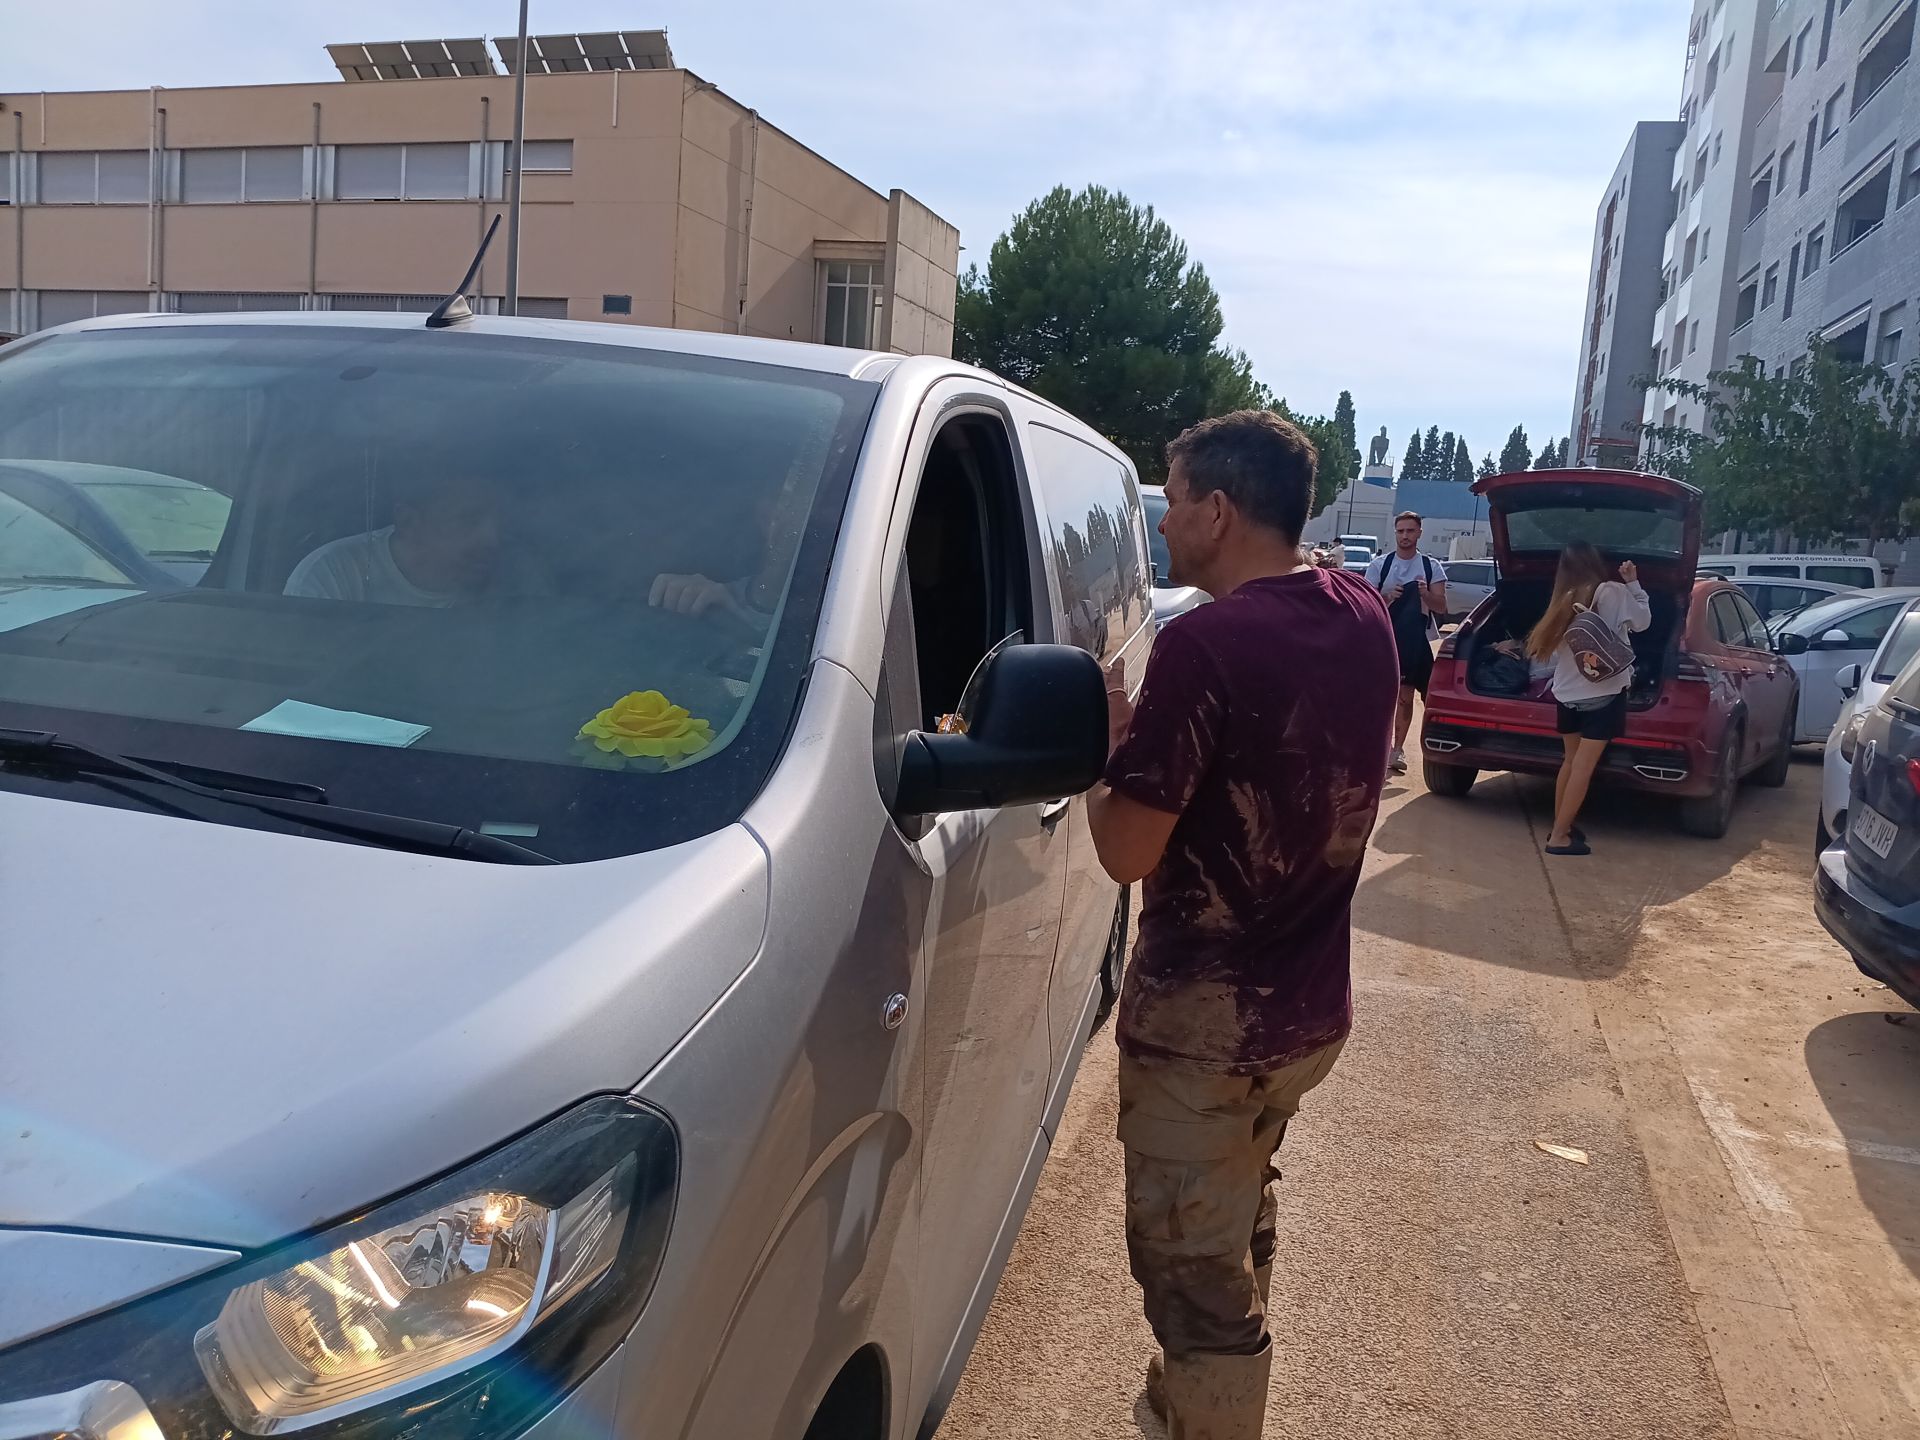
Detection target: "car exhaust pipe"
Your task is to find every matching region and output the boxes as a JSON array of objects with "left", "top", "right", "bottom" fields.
[
  {"left": 1424, "top": 738, "right": 1462, "bottom": 753},
  {"left": 1633, "top": 764, "right": 1688, "bottom": 783}
]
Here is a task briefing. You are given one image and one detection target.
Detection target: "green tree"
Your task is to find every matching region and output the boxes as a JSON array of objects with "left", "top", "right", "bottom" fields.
[
  {"left": 1401, "top": 430, "right": 1422, "bottom": 478},
  {"left": 1452, "top": 437, "right": 1475, "bottom": 484},
  {"left": 955, "top": 184, "right": 1246, "bottom": 483},
  {"left": 1333, "top": 391, "right": 1360, "bottom": 483},
  {"left": 1477, "top": 452, "right": 1499, "bottom": 481},
  {"left": 1556, "top": 438, "right": 1571, "bottom": 466},
  {"left": 1421, "top": 426, "right": 1443, "bottom": 482},
  {"left": 1438, "top": 431, "right": 1457, "bottom": 483},
  {"left": 1499, "top": 425, "right": 1532, "bottom": 475},
  {"left": 1533, "top": 438, "right": 1560, "bottom": 470}
]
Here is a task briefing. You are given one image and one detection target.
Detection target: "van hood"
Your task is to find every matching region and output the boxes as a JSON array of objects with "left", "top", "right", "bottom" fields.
[
  {"left": 0, "top": 790, "right": 768, "bottom": 1249},
  {"left": 1474, "top": 468, "right": 1702, "bottom": 592}
]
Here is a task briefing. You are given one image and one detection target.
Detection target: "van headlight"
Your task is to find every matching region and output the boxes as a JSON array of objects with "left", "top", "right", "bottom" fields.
[{"left": 0, "top": 1097, "right": 676, "bottom": 1438}]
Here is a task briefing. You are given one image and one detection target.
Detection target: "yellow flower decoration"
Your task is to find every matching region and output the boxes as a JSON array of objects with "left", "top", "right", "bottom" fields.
[{"left": 578, "top": 691, "right": 714, "bottom": 761}]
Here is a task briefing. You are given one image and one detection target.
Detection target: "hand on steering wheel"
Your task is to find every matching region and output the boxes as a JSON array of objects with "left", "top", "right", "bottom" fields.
[{"left": 649, "top": 573, "right": 751, "bottom": 624}]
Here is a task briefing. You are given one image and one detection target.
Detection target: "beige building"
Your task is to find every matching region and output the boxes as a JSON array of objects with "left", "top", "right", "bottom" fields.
[{"left": 0, "top": 31, "right": 960, "bottom": 354}]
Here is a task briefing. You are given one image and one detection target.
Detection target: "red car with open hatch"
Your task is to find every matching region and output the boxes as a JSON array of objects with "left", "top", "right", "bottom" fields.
[{"left": 1419, "top": 469, "right": 1798, "bottom": 838}]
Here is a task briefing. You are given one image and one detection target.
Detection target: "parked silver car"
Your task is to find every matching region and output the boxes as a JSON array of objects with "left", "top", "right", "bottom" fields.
[
  {"left": 1774, "top": 588, "right": 1920, "bottom": 743},
  {"left": 0, "top": 312, "right": 1152, "bottom": 1440},
  {"left": 1820, "top": 598, "right": 1920, "bottom": 849}
]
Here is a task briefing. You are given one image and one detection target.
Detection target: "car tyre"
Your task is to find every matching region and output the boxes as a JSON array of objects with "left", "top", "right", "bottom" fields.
[
  {"left": 1678, "top": 723, "right": 1742, "bottom": 839},
  {"left": 1755, "top": 704, "right": 1795, "bottom": 789},
  {"left": 1424, "top": 759, "right": 1478, "bottom": 798},
  {"left": 1093, "top": 887, "right": 1131, "bottom": 1032}
]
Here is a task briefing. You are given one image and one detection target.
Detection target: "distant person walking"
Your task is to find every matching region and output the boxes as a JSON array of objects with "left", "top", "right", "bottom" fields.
[
  {"left": 1365, "top": 512, "right": 1448, "bottom": 775},
  {"left": 1526, "top": 542, "right": 1650, "bottom": 856},
  {"left": 1089, "top": 410, "right": 1398, "bottom": 1440}
]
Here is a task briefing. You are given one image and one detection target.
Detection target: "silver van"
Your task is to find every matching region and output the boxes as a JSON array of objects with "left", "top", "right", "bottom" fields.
[{"left": 0, "top": 313, "right": 1153, "bottom": 1440}]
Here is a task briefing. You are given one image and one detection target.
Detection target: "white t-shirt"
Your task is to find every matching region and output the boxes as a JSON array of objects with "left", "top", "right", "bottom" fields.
[
  {"left": 284, "top": 527, "right": 454, "bottom": 607},
  {"left": 1551, "top": 580, "right": 1652, "bottom": 704},
  {"left": 1365, "top": 551, "right": 1448, "bottom": 637}
]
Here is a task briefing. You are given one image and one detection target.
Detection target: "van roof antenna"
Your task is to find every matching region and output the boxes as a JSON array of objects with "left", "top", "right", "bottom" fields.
[{"left": 426, "top": 214, "right": 503, "bottom": 330}]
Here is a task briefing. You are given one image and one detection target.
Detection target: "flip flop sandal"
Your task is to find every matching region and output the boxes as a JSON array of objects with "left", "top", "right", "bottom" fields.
[{"left": 1545, "top": 840, "right": 1592, "bottom": 857}]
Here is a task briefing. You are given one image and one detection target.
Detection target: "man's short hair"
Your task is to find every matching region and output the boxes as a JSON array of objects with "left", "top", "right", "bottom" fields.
[
  {"left": 1395, "top": 511, "right": 1423, "bottom": 526},
  {"left": 1165, "top": 410, "right": 1318, "bottom": 544}
]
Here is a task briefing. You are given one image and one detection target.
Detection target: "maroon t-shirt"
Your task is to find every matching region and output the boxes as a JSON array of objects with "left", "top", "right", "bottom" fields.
[{"left": 1105, "top": 566, "right": 1399, "bottom": 1075}]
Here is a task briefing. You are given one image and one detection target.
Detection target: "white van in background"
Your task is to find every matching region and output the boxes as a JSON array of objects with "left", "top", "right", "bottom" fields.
[{"left": 1696, "top": 554, "right": 1888, "bottom": 590}]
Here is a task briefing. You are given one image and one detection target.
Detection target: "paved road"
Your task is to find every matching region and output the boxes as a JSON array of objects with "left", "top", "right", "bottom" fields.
[{"left": 943, "top": 755, "right": 1920, "bottom": 1439}]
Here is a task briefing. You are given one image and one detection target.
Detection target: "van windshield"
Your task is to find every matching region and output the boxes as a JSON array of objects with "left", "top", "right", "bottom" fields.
[{"left": 0, "top": 324, "right": 878, "bottom": 862}]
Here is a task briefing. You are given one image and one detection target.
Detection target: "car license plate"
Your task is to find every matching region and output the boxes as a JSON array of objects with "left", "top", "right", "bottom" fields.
[{"left": 1853, "top": 803, "right": 1899, "bottom": 860}]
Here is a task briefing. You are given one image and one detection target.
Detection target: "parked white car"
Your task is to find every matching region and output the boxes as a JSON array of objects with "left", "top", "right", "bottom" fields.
[
  {"left": 1441, "top": 558, "right": 1496, "bottom": 624},
  {"left": 1775, "top": 589, "right": 1920, "bottom": 743},
  {"left": 1738, "top": 576, "right": 1856, "bottom": 624},
  {"left": 1820, "top": 598, "right": 1920, "bottom": 849}
]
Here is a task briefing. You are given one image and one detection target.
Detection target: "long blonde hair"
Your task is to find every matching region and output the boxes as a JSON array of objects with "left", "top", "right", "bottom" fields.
[{"left": 1527, "top": 543, "right": 1613, "bottom": 660}]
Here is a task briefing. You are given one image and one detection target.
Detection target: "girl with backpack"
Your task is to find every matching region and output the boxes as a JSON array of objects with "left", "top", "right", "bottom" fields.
[{"left": 1526, "top": 542, "right": 1650, "bottom": 856}]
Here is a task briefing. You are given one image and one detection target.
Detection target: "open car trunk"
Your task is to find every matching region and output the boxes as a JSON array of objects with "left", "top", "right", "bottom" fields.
[{"left": 1462, "top": 576, "right": 1681, "bottom": 708}]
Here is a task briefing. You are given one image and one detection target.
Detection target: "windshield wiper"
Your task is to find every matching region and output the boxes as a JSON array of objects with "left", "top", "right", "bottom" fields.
[{"left": 0, "top": 728, "right": 555, "bottom": 865}]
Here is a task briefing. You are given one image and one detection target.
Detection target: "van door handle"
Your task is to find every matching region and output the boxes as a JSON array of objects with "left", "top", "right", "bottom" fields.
[{"left": 1039, "top": 798, "right": 1072, "bottom": 829}]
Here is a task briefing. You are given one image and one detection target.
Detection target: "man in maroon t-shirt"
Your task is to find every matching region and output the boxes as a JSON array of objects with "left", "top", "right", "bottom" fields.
[{"left": 1089, "top": 410, "right": 1398, "bottom": 1439}]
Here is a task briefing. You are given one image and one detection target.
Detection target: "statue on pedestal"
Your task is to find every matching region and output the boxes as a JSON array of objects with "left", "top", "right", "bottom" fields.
[{"left": 1367, "top": 427, "right": 1391, "bottom": 468}]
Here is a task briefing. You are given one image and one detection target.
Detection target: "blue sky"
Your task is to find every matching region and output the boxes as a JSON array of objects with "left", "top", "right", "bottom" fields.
[{"left": 10, "top": 1, "right": 1689, "bottom": 465}]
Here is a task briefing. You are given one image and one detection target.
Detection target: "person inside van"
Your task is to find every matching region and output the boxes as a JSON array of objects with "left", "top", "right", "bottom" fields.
[
  {"left": 1526, "top": 542, "right": 1650, "bottom": 857},
  {"left": 285, "top": 472, "right": 503, "bottom": 606}
]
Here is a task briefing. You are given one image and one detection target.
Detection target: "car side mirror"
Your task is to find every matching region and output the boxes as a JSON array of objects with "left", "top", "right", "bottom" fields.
[
  {"left": 1818, "top": 628, "right": 1852, "bottom": 650},
  {"left": 895, "top": 643, "right": 1108, "bottom": 815},
  {"left": 1837, "top": 663, "right": 1863, "bottom": 697},
  {"left": 1776, "top": 631, "right": 1810, "bottom": 656}
]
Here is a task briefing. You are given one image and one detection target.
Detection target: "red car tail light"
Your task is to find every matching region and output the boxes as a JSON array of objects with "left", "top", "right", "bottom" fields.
[
  {"left": 1436, "top": 632, "right": 1459, "bottom": 660},
  {"left": 1676, "top": 654, "right": 1712, "bottom": 683},
  {"left": 1908, "top": 758, "right": 1920, "bottom": 798}
]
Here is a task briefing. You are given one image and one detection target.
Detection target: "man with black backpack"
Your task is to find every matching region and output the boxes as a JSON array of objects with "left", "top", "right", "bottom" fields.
[{"left": 1365, "top": 512, "right": 1447, "bottom": 775}]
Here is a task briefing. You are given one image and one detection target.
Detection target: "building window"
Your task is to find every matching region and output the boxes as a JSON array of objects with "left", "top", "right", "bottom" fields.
[
  {"left": 1682, "top": 229, "right": 1700, "bottom": 280},
  {"left": 180, "top": 146, "right": 307, "bottom": 203},
  {"left": 1805, "top": 226, "right": 1826, "bottom": 274},
  {"left": 173, "top": 292, "right": 306, "bottom": 313},
  {"left": 1713, "top": 132, "right": 1723, "bottom": 167},
  {"left": 1793, "top": 20, "right": 1812, "bottom": 73},
  {"left": 1818, "top": 0, "right": 1838, "bottom": 66},
  {"left": 1784, "top": 242, "right": 1801, "bottom": 318},
  {"left": 36, "top": 291, "right": 151, "bottom": 329},
  {"left": 1801, "top": 119, "right": 1819, "bottom": 193},
  {"left": 512, "top": 140, "right": 573, "bottom": 174},
  {"left": 1853, "top": 3, "right": 1915, "bottom": 116},
  {"left": 1834, "top": 158, "right": 1894, "bottom": 253},
  {"left": 0, "top": 158, "right": 10, "bottom": 206},
  {"left": 39, "top": 151, "right": 149, "bottom": 204},
  {"left": 1749, "top": 163, "right": 1774, "bottom": 220},
  {"left": 1877, "top": 303, "right": 1908, "bottom": 366},
  {"left": 1734, "top": 277, "right": 1759, "bottom": 331},
  {"left": 321, "top": 294, "right": 445, "bottom": 313},
  {"left": 1821, "top": 88, "right": 1846, "bottom": 144},
  {"left": 1829, "top": 314, "right": 1870, "bottom": 364},
  {"left": 1689, "top": 320, "right": 1701, "bottom": 355},
  {"left": 820, "top": 260, "right": 882, "bottom": 349},
  {"left": 1899, "top": 140, "right": 1920, "bottom": 209},
  {"left": 1763, "top": 262, "right": 1781, "bottom": 308},
  {"left": 1694, "top": 146, "right": 1709, "bottom": 190},
  {"left": 1700, "top": 227, "right": 1711, "bottom": 262},
  {"left": 1705, "top": 45, "right": 1722, "bottom": 98},
  {"left": 1791, "top": 354, "right": 1809, "bottom": 377},
  {"left": 334, "top": 143, "right": 471, "bottom": 200}
]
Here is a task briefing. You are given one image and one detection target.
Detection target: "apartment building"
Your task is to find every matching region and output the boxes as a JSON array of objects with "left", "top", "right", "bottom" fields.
[
  {"left": 0, "top": 33, "right": 960, "bottom": 356},
  {"left": 1570, "top": 120, "right": 1686, "bottom": 467},
  {"left": 1735, "top": 0, "right": 1919, "bottom": 379}
]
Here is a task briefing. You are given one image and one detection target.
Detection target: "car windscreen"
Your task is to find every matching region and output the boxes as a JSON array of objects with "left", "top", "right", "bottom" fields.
[
  {"left": 1873, "top": 605, "right": 1920, "bottom": 683},
  {"left": 1779, "top": 595, "right": 1875, "bottom": 640},
  {"left": 1140, "top": 489, "right": 1171, "bottom": 579},
  {"left": 1503, "top": 502, "right": 1685, "bottom": 558},
  {"left": 0, "top": 325, "right": 878, "bottom": 862}
]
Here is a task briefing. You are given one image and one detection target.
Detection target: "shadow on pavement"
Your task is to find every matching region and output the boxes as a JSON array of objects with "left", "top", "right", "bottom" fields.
[
  {"left": 1804, "top": 1008, "right": 1920, "bottom": 1276},
  {"left": 1356, "top": 754, "right": 1814, "bottom": 980}
]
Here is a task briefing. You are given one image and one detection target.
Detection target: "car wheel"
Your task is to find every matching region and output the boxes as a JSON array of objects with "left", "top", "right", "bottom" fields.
[
  {"left": 1423, "top": 759, "right": 1478, "bottom": 798},
  {"left": 1093, "top": 888, "right": 1131, "bottom": 1032},
  {"left": 1755, "top": 706, "right": 1795, "bottom": 788},
  {"left": 1678, "top": 723, "right": 1742, "bottom": 839}
]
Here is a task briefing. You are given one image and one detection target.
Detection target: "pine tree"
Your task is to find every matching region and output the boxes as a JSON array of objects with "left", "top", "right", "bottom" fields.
[
  {"left": 1557, "top": 437, "right": 1571, "bottom": 466},
  {"left": 1498, "top": 426, "right": 1532, "bottom": 476},
  {"left": 1477, "top": 452, "right": 1498, "bottom": 480},
  {"left": 1438, "top": 431, "right": 1456, "bottom": 484},
  {"left": 1422, "top": 426, "right": 1443, "bottom": 482},
  {"left": 1534, "top": 438, "right": 1560, "bottom": 470},
  {"left": 1401, "top": 430, "right": 1421, "bottom": 479},
  {"left": 1452, "top": 437, "right": 1475, "bottom": 484},
  {"left": 1333, "top": 391, "right": 1359, "bottom": 479}
]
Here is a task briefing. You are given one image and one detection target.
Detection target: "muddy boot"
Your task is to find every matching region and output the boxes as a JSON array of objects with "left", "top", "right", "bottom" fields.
[
  {"left": 1161, "top": 1346, "right": 1272, "bottom": 1440},
  {"left": 1146, "top": 1351, "right": 1168, "bottom": 1422}
]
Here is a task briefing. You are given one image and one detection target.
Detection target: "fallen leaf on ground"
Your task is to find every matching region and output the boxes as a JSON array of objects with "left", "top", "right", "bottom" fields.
[{"left": 1534, "top": 1141, "right": 1591, "bottom": 1165}]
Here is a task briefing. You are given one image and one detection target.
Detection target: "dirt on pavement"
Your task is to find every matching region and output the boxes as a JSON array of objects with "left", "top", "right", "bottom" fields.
[{"left": 942, "top": 756, "right": 1920, "bottom": 1440}]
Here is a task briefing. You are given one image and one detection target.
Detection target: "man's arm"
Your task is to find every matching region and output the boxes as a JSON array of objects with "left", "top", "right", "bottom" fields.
[{"left": 1087, "top": 785, "right": 1180, "bottom": 886}]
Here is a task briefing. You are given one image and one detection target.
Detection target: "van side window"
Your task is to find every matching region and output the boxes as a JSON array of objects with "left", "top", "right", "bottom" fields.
[
  {"left": 902, "top": 415, "right": 1035, "bottom": 731},
  {"left": 1806, "top": 564, "right": 1875, "bottom": 587},
  {"left": 1748, "top": 564, "right": 1799, "bottom": 578},
  {"left": 1024, "top": 424, "right": 1147, "bottom": 660}
]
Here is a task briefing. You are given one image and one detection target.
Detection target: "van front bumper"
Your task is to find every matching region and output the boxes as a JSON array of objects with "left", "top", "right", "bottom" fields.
[{"left": 1816, "top": 846, "right": 1920, "bottom": 1010}]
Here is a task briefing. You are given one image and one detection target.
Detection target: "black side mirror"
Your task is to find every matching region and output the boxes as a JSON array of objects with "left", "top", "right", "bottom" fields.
[
  {"left": 896, "top": 643, "right": 1108, "bottom": 815},
  {"left": 1776, "top": 631, "right": 1810, "bottom": 657}
]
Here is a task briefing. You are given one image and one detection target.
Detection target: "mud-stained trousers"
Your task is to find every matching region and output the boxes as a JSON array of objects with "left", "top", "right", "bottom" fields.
[{"left": 1118, "top": 1038, "right": 1347, "bottom": 1440}]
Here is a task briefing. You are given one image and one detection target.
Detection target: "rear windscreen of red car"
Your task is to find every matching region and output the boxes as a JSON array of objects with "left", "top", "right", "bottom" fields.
[{"left": 1504, "top": 502, "right": 1686, "bottom": 559}]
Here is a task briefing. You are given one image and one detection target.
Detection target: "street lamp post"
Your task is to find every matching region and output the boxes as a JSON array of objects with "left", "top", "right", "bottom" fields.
[{"left": 503, "top": 0, "right": 530, "bottom": 316}]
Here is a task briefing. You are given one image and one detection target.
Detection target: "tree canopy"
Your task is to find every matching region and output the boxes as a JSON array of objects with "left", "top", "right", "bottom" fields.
[
  {"left": 1499, "top": 426, "right": 1533, "bottom": 476},
  {"left": 1643, "top": 347, "right": 1920, "bottom": 543},
  {"left": 956, "top": 184, "right": 1247, "bottom": 483}
]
